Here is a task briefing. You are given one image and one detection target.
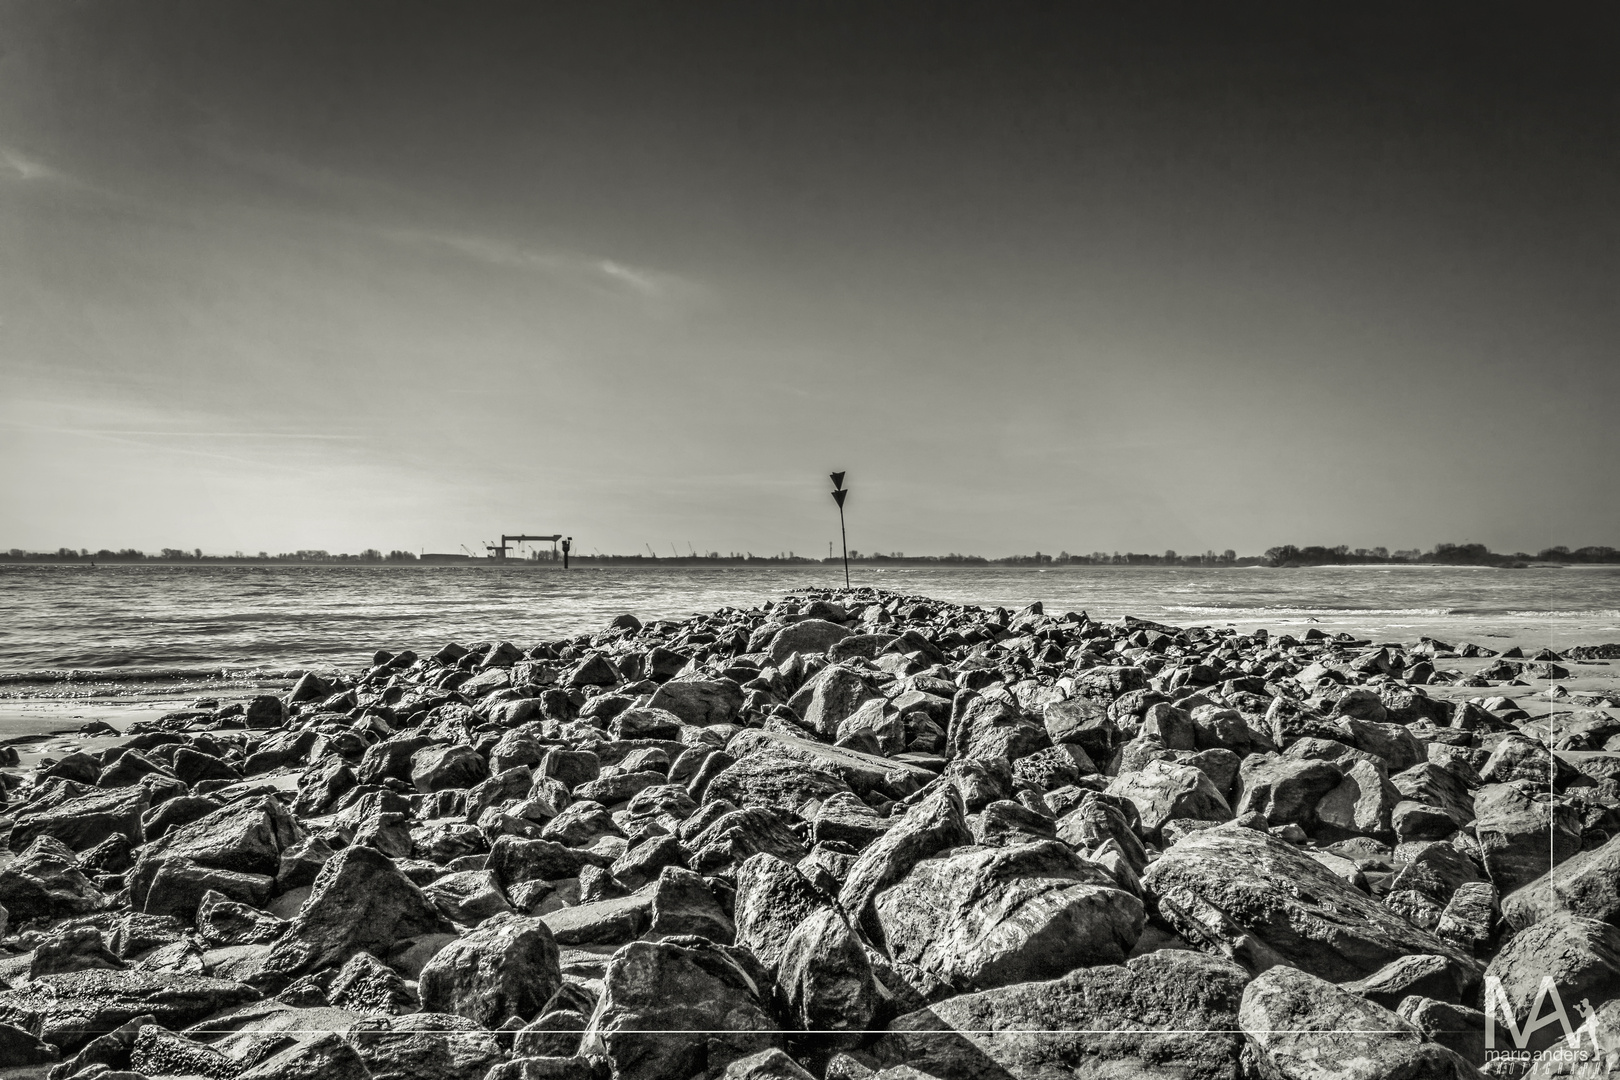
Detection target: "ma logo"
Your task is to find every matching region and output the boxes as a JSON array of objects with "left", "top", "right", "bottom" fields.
[{"left": 1484, "top": 976, "right": 1607, "bottom": 1055}]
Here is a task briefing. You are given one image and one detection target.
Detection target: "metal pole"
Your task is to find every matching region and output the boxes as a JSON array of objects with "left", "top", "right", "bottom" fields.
[
  {"left": 839, "top": 503, "right": 849, "bottom": 588},
  {"left": 830, "top": 472, "right": 849, "bottom": 590}
]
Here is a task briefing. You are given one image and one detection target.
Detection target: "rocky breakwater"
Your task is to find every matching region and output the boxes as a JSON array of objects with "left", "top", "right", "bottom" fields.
[{"left": 0, "top": 591, "right": 1617, "bottom": 1079}]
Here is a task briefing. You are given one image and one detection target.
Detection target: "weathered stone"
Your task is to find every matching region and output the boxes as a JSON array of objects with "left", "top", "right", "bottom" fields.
[
  {"left": 0, "top": 835, "right": 108, "bottom": 922},
  {"left": 769, "top": 619, "right": 854, "bottom": 664},
  {"left": 1472, "top": 783, "right": 1582, "bottom": 894},
  {"left": 579, "top": 937, "right": 783, "bottom": 1080},
  {"left": 873, "top": 948, "right": 1251, "bottom": 1080},
  {"left": 419, "top": 911, "right": 563, "bottom": 1026},
  {"left": 1105, "top": 759, "right": 1231, "bottom": 840},
  {"left": 1500, "top": 830, "right": 1620, "bottom": 930},
  {"left": 1142, "top": 827, "right": 1478, "bottom": 981},
  {"left": 0, "top": 969, "right": 259, "bottom": 1053},
  {"left": 258, "top": 845, "right": 453, "bottom": 985},
  {"left": 1239, "top": 964, "right": 1469, "bottom": 1079},
  {"left": 874, "top": 840, "right": 1144, "bottom": 999},
  {"left": 347, "top": 1012, "right": 505, "bottom": 1080},
  {"left": 648, "top": 679, "right": 745, "bottom": 726},
  {"left": 839, "top": 785, "right": 972, "bottom": 941},
  {"left": 1231, "top": 754, "right": 1342, "bottom": 828}
]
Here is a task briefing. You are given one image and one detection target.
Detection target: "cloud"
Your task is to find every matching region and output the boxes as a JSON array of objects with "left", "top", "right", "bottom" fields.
[
  {"left": 0, "top": 144, "right": 63, "bottom": 182},
  {"left": 384, "top": 228, "right": 701, "bottom": 303}
]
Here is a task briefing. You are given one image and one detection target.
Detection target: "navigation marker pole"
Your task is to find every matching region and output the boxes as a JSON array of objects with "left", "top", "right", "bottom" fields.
[{"left": 830, "top": 472, "right": 849, "bottom": 590}]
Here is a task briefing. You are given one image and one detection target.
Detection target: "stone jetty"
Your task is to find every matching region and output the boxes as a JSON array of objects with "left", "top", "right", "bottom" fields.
[{"left": 1, "top": 588, "right": 1618, "bottom": 1079}]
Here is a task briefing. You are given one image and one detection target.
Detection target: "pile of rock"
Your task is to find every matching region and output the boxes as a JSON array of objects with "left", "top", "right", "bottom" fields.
[{"left": 1, "top": 589, "right": 1618, "bottom": 1080}]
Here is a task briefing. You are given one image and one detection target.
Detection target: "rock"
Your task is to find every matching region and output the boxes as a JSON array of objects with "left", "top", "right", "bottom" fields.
[
  {"left": 258, "top": 844, "right": 453, "bottom": 985},
  {"left": 648, "top": 679, "right": 745, "bottom": 726},
  {"left": 1472, "top": 783, "right": 1582, "bottom": 894},
  {"left": 947, "top": 692, "right": 1047, "bottom": 763},
  {"left": 873, "top": 840, "right": 1144, "bottom": 999},
  {"left": 812, "top": 792, "right": 890, "bottom": 848},
  {"left": 1239, "top": 964, "right": 1469, "bottom": 1080},
  {"left": 172, "top": 746, "right": 241, "bottom": 786},
  {"left": 0, "top": 835, "right": 108, "bottom": 921},
  {"left": 724, "top": 729, "right": 934, "bottom": 801},
  {"left": 412, "top": 744, "right": 490, "bottom": 792},
  {"left": 734, "top": 854, "right": 878, "bottom": 1038},
  {"left": 237, "top": 1030, "right": 370, "bottom": 1080},
  {"left": 579, "top": 937, "right": 783, "bottom": 1080},
  {"left": 769, "top": 619, "right": 854, "bottom": 664},
  {"left": 1500, "top": 831, "right": 1620, "bottom": 930},
  {"left": 873, "top": 948, "right": 1251, "bottom": 1080},
  {"left": 128, "top": 794, "right": 304, "bottom": 917},
  {"left": 687, "top": 806, "right": 807, "bottom": 874},
  {"left": 723, "top": 1047, "right": 817, "bottom": 1079},
  {"left": 0, "top": 969, "right": 259, "bottom": 1053},
  {"left": 540, "top": 889, "right": 653, "bottom": 946},
  {"left": 197, "top": 888, "right": 288, "bottom": 946},
  {"left": 328, "top": 950, "right": 417, "bottom": 1014},
  {"left": 1232, "top": 754, "right": 1342, "bottom": 828},
  {"left": 647, "top": 865, "right": 734, "bottom": 942},
  {"left": 1041, "top": 697, "right": 1119, "bottom": 762},
  {"left": 347, "top": 1012, "right": 505, "bottom": 1080},
  {"left": 8, "top": 785, "right": 149, "bottom": 852},
  {"left": 1105, "top": 759, "right": 1232, "bottom": 840},
  {"left": 1314, "top": 759, "right": 1401, "bottom": 838},
  {"left": 423, "top": 868, "right": 515, "bottom": 925},
  {"left": 1342, "top": 953, "right": 1475, "bottom": 1008},
  {"left": 702, "top": 747, "right": 855, "bottom": 819},
  {"left": 839, "top": 786, "right": 973, "bottom": 941},
  {"left": 797, "top": 667, "right": 883, "bottom": 739},
  {"left": 143, "top": 793, "right": 227, "bottom": 839},
  {"left": 0, "top": 1020, "right": 58, "bottom": 1065},
  {"left": 1483, "top": 913, "right": 1620, "bottom": 1049},
  {"left": 30, "top": 925, "right": 126, "bottom": 978},
  {"left": 244, "top": 693, "right": 288, "bottom": 728},
  {"left": 129, "top": 1023, "right": 235, "bottom": 1078},
  {"left": 1142, "top": 828, "right": 1478, "bottom": 980},
  {"left": 417, "top": 911, "right": 563, "bottom": 1026}
]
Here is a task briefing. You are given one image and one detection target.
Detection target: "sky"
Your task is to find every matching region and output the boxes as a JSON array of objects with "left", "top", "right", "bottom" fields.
[{"left": 1, "top": 2, "right": 1617, "bottom": 558}]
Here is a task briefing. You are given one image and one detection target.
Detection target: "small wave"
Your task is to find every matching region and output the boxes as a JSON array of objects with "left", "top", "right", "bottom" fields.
[
  {"left": 0, "top": 666, "right": 326, "bottom": 686},
  {"left": 1163, "top": 605, "right": 1456, "bottom": 617}
]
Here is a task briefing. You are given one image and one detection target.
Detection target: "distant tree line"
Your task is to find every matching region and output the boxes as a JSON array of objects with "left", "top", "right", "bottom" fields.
[
  {"left": 2, "top": 544, "right": 1616, "bottom": 568},
  {"left": 1262, "top": 543, "right": 1620, "bottom": 568},
  {"left": 0, "top": 548, "right": 422, "bottom": 564}
]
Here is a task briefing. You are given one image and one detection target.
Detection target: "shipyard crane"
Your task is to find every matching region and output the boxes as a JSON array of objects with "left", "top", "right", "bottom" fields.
[{"left": 485, "top": 534, "right": 564, "bottom": 560}]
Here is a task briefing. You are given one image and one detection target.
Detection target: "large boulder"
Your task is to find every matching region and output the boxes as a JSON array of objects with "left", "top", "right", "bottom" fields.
[
  {"left": 1501, "top": 832, "right": 1620, "bottom": 930},
  {"left": 873, "top": 840, "right": 1144, "bottom": 999},
  {"left": 1483, "top": 913, "right": 1620, "bottom": 1052},
  {"left": 768, "top": 619, "right": 853, "bottom": 664},
  {"left": 8, "top": 785, "right": 149, "bottom": 852},
  {"left": 258, "top": 845, "right": 453, "bottom": 985},
  {"left": 411, "top": 744, "right": 489, "bottom": 793},
  {"left": 128, "top": 794, "right": 303, "bottom": 918},
  {"left": 947, "top": 692, "right": 1048, "bottom": 763},
  {"left": 1105, "top": 760, "right": 1231, "bottom": 840},
  {"left": 796, "top": 667, "right": 882, "bottom": 739},
  {"left": 1231, "top": 755, "right": 1342, "bottom": 828},
  {"left": 839, "top": 786, "right": 973, "bottom": 941},
  {"left": 873, "top": 949, "right": 1251, "bottom": 1080},
  {"left": 1239, "top": 964, "right": 1471, "bottom": 1079},
  {"left": 0, "top": 836, "right": 108, "bottom": 922},
  {"left": 0, "top": 969, "right": 259, "bottom": 1053},
  {"left": 701, "top": 747, "right": 855, "bottom": 820},
  {"left": 733, "top": 853, "right": 879, "bottom": 1038},
  {"left": 579, "top": 938, "right": 784, "bottom": 1080},
  {"left": 346, "top": 1013, "right": 505, "bottom": 1080},
  {"left": 418, "top": 912, "right": 563, "bottom": 1027},
  {"left": 647, "top": 679, "right": 745, "bottom": 726},
  {"left": 1472, "top": 783, "right": 1583, "bottom": 894},
  {"left": 724, "top": 729, "right": 934, "bottom": 801},
  {"left": 1143, "top": 828, "right": 1478, "bottom": 981}
]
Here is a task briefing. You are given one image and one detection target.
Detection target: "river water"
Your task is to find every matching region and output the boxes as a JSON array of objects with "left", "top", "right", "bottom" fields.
[{"left": 3, "top": 563, "right": 1617, "bottom": 690}]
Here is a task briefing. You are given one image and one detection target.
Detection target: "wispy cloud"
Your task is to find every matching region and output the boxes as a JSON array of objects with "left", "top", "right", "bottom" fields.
[
  {"left": 0, "top": 144, "right": 65, "bottom": 183},
  {"left": 383, "top": 227, "right": 702, "bottom": 304}
]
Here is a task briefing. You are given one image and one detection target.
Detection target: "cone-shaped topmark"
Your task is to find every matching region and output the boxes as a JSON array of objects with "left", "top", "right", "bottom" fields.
[
  {"left": 832, "top": 489, "right": 847, "bottom": 507},
  {"left": 830, "top": 471, "right": 845, "bottom": 490}
]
